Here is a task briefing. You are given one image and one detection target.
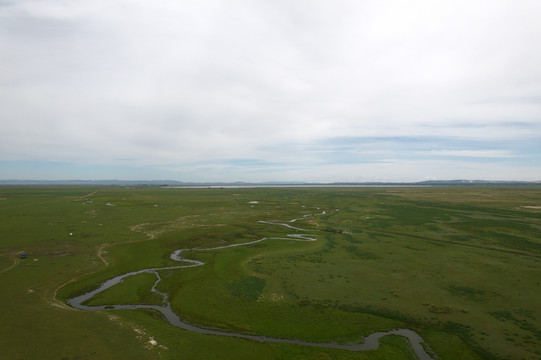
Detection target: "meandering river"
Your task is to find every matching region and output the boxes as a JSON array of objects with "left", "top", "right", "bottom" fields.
[{"left": 67, "top": 207, "right": 436, "bottom": 360}]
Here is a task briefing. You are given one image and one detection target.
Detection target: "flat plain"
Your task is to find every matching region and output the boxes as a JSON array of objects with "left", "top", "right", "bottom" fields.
[{"left": 0, "top": 185, "right": 539, "bottom": 359}]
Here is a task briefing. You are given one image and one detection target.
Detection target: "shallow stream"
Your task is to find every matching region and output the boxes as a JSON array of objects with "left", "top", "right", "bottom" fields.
[{"left": 68, "top": 207, "right": 436, "bottom": 360}]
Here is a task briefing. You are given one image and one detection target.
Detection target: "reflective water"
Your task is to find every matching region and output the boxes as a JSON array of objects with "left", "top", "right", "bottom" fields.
[{"left": 68, "top": 208, "right": 436, "bottom": 360}]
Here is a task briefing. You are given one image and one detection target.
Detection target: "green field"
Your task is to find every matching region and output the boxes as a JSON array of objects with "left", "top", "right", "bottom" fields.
[{"left": 0, "top": 186, "right": 540, "bottom": 359}]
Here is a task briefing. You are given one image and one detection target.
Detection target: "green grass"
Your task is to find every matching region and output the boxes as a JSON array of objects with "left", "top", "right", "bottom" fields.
[
  {"left": 84, "top": 271, "right": 165, "bottom": 306},
  {"left": 1, "top": 185, "right": 540, "bottom": 359}
]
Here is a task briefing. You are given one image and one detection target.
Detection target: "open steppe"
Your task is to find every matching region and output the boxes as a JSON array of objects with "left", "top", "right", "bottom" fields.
[{"left": 0, "top": 185, "right": 539, "bottom": 359}]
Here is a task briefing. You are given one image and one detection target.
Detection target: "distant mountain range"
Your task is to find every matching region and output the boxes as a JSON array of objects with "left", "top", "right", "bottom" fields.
[{"left": 0, "top": 179, "right": 539, "bottom": 186}]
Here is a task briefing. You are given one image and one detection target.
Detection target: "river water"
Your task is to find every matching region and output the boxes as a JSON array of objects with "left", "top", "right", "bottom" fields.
[{"left": 67, "top": 208, "right": 436, "bottom": 360}]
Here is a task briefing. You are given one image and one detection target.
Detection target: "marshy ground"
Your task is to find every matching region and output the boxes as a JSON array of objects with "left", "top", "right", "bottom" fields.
[{"left": 0, "top": 185, "right": 539, "bottom": 359}]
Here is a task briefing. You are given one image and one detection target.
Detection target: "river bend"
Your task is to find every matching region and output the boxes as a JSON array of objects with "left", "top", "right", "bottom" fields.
[{"left": 67, "top": 207, "right": 436, "bottom": 360}]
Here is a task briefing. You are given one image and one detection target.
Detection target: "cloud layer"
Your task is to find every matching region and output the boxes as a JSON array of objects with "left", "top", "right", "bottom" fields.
[{"left": 1, "top": 0, "right": 540, "bottom": 181}]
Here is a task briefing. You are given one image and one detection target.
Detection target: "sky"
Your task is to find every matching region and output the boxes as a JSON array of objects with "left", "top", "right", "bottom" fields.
[{"left": 1, "top": 0, "right": 540, "bottom": 182}]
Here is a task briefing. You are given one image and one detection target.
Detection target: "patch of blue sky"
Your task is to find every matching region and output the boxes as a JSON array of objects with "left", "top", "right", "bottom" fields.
[
  {"left": 417, "top": 122, "right": 541, "bottom": 140},
  {"left": 296, "top": 134, "right": 541, "bottom": 171},
  {"left": 0, "top": 160, "right": 176, "bottom": 180},
  {"left": 315, "top": 136, "right": 507, "bottom": 153}
]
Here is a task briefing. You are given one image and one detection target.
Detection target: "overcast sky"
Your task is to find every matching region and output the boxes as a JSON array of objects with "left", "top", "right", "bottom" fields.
[{"left": 1, "top": 0, "right": 540, "bottom": 182}]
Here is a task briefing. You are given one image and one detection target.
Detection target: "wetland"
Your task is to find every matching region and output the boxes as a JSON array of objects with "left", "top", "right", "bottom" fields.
[{"left": 1, "top": 185, "right": 540, "bottom": 359}]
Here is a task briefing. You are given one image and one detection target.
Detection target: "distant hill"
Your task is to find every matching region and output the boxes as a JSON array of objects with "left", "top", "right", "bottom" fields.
[
  {"left": 1, "top": 179, "right": 539, "bottom": 186},
  {"left": 414, "top": 180, "right": 541, "bottom": 186}
]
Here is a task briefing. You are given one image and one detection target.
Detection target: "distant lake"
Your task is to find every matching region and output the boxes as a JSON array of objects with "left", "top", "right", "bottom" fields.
[{"left": 165, "top": 184, "right": 427, "bottom": 189}]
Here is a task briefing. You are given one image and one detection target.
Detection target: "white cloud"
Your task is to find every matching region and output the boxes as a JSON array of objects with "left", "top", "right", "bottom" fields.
[
  {"left": 1, "top": 0, "right": 540, "bottom": 181},
  {"left": 426, "top": 150, "right": 514, "bottom": 158}
]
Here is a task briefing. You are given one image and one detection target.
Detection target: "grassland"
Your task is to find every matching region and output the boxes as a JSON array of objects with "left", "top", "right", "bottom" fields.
[{"left": 0, "top": 185, "right": 539, "bottom": 359}]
